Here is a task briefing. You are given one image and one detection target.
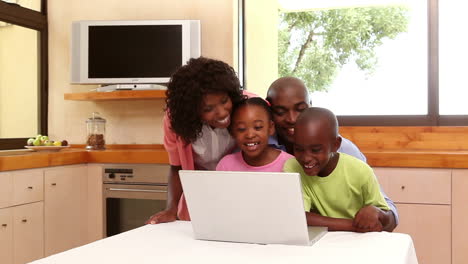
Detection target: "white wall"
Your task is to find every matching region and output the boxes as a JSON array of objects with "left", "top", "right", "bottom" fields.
[{"left": 48, "top": 0, "right": 236, "bottom": 144}]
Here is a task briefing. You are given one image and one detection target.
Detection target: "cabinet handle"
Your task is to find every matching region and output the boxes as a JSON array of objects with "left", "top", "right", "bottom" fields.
[
  {"left": 27, "top": 186, "right": 33, "bottom": 189},
  {"left": 401, "top": 185, "right": 405, "bottom": 190},
  {"left": 1, "top": 224, "right": 7, "bottom": 227},
  {"left": 22, "top": 219, "right": 27, "bottom": 223},
  {"left": 51, "top": 183, "right": 57, "bottom": 186}
]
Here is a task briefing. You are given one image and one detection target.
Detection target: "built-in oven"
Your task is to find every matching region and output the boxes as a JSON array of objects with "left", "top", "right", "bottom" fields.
[{"left": 102, "top": 164, "right": 170, "bottom": 237}]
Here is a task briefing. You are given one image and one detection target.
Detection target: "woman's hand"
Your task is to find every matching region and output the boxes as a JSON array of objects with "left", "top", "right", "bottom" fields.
[{"left": 146, "top": 208, "right": 178, "bottom": 224}]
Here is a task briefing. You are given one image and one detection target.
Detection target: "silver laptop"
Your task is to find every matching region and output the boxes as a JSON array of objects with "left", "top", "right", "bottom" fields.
[{"left": 179, "top": 170, "right": 327, "bottom": 246}]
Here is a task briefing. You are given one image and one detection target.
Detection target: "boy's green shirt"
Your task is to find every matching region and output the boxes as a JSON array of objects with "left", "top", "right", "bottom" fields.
[{"left": 284, "top": 153, "right": 389, "bottom": 219}]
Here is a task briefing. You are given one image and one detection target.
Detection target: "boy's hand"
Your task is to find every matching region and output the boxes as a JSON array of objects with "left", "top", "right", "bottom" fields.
[
  {"left": 353, "top": 205, "right": 384, "bottom": 232},
  {"left": 145, "top": 208, "right": 177, "bottom": 225}
]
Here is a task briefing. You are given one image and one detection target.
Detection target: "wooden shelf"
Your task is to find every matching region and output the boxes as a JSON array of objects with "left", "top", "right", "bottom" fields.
[{"left": 64, "top": 90, "right": 166, "bottom": 101}]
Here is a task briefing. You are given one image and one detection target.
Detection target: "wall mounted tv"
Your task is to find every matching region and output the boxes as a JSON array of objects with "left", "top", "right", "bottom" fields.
[{"left": 71, "top": 20, "right": 201, "bottom": 86}]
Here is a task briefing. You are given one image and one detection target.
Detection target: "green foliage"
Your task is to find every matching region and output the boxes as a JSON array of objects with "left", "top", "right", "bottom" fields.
[{"left": 279, "top": 6, "right": 409, "bottom": 91}]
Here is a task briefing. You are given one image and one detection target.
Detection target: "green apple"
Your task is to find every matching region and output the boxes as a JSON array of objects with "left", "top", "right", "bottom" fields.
[
  {"left": 44, "top": 140, "right": 54, "bottom": 146},
  {"left": 40, "top": 135, "right": 49, "bottom": 142},
  {"left": 35, "top": 134, "right": 42, "bottom": 139},
  {"left": 33, "top": 138, "right": 42, "bottom": 146},
  {"left": 53, "top": 141, "right": 62, "bottom": 146},
  {"left": 27, "top": 138, "right": 35, "bottom": 146}
]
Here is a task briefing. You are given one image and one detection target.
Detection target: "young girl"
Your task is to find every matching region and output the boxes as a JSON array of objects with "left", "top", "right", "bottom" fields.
[
  {"left": 216, "top": 97, "right": 293, "bottom": 172},
  {"left": 147, "top": 57, "right": 245, "bottom": 224}
]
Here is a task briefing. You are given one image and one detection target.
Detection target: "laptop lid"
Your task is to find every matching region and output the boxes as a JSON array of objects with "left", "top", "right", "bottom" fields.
[{"left": 179, "top": 170, "right": 314, "bottom": 246}]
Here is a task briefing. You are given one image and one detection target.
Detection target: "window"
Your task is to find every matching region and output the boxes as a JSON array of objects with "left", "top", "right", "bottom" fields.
[
  {"left": 439, "top": 0, "right": 468, "bottom": 116},
  {"left": 241, "top": 0, "right": 466, "bottom": 126},
  {"left": 0, "top": 0, "right": 48, "bottom": 150}
]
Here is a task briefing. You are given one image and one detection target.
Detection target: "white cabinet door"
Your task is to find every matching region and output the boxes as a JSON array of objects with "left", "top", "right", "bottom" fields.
[
  {"left": 0, "top": 172, "right": 13, "bottom": 209},
  {"left": 87, "top": 164, "right": 104, "bottom": 242},
  {"left": 394, "top": 204, "right": 451, "bottom": 264},
  {"left": 13, "top": 202, "right": 44, "bottom": 264},
  {"left": 452, "top": 169, "right": 468, "bottom": 264},
  {"left": 44, "top": 165, "right": 87, "bottom": 256},
  {"left": 0, "top": 207, "right": 13, "bottom": 264}
]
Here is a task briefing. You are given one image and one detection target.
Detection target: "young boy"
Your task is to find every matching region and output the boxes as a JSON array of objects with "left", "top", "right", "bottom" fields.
[{"left": 283, "top": 107, "right": 391, "bottom": 232}]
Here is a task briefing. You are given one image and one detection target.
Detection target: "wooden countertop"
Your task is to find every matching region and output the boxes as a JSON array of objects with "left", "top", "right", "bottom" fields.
[
  {"left": 1, "top": 145, "right": 468, "bottom": 172},
  {"left": 364, "top": 149, "right": 468, "bottom": 168},
  {"left": 0, "top": 147, "right": 169, "bottom": 172}
]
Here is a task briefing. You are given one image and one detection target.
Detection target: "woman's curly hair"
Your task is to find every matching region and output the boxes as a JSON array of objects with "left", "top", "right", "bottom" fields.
[{"left": 165, "top": 57, "right": 244, "bottom": 144}]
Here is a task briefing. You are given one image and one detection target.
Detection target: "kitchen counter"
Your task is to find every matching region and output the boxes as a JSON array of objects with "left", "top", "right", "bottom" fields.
[
  {"left": 364, "top": 149, "right": 468, "bottom": 168},
  {"left": 0, "top": 146, "right": 169, "bottom": 172},
  {"left": 1, "top": 145, "right": 468, "bottom": 172},
  {"left": 29, "top": 221, "right": 418, "bottom": 264}
]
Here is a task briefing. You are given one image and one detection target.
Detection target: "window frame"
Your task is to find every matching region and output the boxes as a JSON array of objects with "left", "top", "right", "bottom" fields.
[
  {"left": 0, "top": 0, "right": 48, "bottom": 150},
  {"left": 239, "top": 0, "right": 467, "bottom": 126}
]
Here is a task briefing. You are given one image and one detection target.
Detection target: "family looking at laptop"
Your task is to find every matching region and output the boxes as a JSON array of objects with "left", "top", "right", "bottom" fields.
[{"left": 147, "top": 57, "right": 398, "bottom": 232}]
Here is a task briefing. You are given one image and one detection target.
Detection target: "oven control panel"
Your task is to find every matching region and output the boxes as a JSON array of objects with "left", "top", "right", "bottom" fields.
[
  {"left": 102, "top": 164, "right": 169, "bottom": 184},
  {"left": 104, "top": 168, "right": 134, "bottom": 181}
]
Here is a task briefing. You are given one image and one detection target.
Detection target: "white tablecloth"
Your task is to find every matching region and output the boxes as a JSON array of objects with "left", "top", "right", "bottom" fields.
[{"left": 31, "top": 221, "right": 418, "bottom": 264}]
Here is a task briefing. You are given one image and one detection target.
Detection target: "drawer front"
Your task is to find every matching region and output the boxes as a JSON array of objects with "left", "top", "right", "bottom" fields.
[
  {"left": 373, "top": 168, "right": 451, "bottom": 205},
  {"left": 0, "top": 208, "right": 13, "bottom": 264},
  {"left": 13, "top": 169, "right": 44, "bottom": 206},
  {"left": 13, "top": 202, "right": 44, "bottom": 264},
  {"left": 0, "top": 172, "right": 13, "bottom": 209}
]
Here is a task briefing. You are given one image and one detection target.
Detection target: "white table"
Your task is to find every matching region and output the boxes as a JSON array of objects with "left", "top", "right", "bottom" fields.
[{"left": 31, "top": 221, "right": 418, "bottom": 264}]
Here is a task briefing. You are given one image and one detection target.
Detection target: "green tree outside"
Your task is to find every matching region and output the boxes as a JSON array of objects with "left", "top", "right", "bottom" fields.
[{"left": 279, "top": 6, "right": 409, "bottom": 92}]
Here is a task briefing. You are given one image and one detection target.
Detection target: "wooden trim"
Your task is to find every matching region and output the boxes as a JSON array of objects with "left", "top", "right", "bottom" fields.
[
  {"left": 64, "top": 90, "right": 167, "bottom": 101},
  {"left": 70, "top": 144, "right": 165, "bottom": 149},
  {"left": 0, "top": 1, "right": 46, "bottom": 30},
  {"left": 337, "top": 115, "right": 437, "bottom": 126},
  {"left": 39, "top": 5, "right": 48, "bottom": 136},
  {"left": 0, "top": 138, "right": 29, "bottom": 150},
  {"left": 0, "top": 1, "right": 48, "bottom": 150},
  {"left": 427, "top": 0, "right": 439, "bottom": 124},
  {"left": 438, "top": 116, "right": 468, "bottom": 126},
  {"left": 339, "top": 126, "right": 468, "bottom": 151}
]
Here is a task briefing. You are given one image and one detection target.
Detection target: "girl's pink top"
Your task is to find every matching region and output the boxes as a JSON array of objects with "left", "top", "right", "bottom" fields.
[{"left": 163, "top": 90, "right": 259, "bottom": 220}]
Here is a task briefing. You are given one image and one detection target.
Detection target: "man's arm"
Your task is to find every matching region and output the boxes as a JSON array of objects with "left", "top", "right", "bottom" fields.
[
  {"left": 380, "top": 188, "right": 398, "bottom": 231},
  {"left": 338, "top": 136, "right": 399, "bottom": 230}
]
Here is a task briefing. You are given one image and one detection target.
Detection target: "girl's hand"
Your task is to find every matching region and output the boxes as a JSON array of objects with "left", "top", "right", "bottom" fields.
[{"left": 146, "top": 209, "right": 178, "bottom": 224}]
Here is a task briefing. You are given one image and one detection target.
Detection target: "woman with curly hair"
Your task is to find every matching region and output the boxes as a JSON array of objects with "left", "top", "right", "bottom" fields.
[{"left": 146, "top": 57, "right": 246, "bottom": 224}]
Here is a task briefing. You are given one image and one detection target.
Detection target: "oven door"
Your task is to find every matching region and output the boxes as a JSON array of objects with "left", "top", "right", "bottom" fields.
[{"left": 103, "top": 183, "right": 167, "bottom": 237}]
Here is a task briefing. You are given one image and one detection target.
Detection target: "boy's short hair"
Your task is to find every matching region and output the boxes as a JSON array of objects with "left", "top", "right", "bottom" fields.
[{"left": 296, "top": 107, "right": 339, "bottom": 138}]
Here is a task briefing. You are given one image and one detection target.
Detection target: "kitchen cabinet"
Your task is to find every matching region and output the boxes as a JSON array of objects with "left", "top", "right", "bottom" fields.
[
  {"left": 374, "top": 167, "right": 452, "bottom": 264},
  {"left": 13, "top": 169, "right": 43, "bottom": 206},
  {"left": 1, "top": 166, "right": 99, "bottom": 263},
  {"left": 13, "top": 202, "right": 44, "bottom": 264},
  {"left": 86, "top": 164, "right": 104, "bottom": 241},
  {"left": 452, "top": 169, "right": 468, "bottom": 264},
  {"left": 0, "top": 169, "right": 45, "bottom": 264},
  {"left": 44, "top": 165, "right": 88, "bottom": 256},
  {"left": 0, "top": 172, "right": 13, "bottom": 208},
  {"left": 0, "top": 207, "right": 13, "bottom": 264},
  {"left": 0, "top": 202, "right": 45, "bottom": 264}
]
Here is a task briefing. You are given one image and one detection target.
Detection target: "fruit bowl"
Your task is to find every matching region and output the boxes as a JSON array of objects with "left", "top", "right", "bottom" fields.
[{"left": 25, "top": 146, "right": 70, "bottom": 152}]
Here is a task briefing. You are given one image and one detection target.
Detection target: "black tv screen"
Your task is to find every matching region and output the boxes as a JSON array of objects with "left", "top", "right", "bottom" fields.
[{"left": 88, "top": 25, "right": 182, "bottom": 78}]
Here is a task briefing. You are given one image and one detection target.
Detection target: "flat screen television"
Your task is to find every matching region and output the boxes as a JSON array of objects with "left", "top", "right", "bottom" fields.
[{"left": 70, "top": 20, "right": 200, "bottom": 86}]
